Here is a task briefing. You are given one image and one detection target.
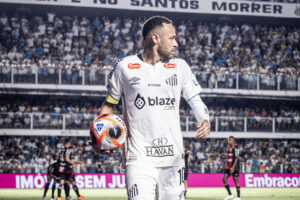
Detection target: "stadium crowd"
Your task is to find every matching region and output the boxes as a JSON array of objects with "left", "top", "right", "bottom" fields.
[
  {"left": 0, "top": 12, "right": 299, "bottom": 90},
  {"left": 0, "top": 136, "right": 299, "bottom": 174},
  {"left": 0, "top": 100, "right": 299, "bottom": 132}
]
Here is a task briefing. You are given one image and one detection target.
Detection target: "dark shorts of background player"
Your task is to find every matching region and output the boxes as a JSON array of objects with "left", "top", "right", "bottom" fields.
[
  {"left": 184, "top": 170, "right": 188, "bottom": 181},
  {"left": 224, "top": 169, "right": 240, "bottom": 177},
  {"left": 47, "top": 169, "right": 59, "bottom": 181},
  {"left": 58, "top": 170, "right": 75, "bottom": 182},
  {"left": 48, "top": 173, "right": 60, "bottom": 181}
]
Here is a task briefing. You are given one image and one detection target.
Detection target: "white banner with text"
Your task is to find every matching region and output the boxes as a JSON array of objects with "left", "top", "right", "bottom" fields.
[{"left": 0, "top": 0, "right": 299, "bottom": 18}]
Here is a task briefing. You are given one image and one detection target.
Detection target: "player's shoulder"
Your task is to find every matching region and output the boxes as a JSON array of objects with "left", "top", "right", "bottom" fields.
[
  {"left": 169, "top": 57, "right": 189, "bottom": 65},
  {"left": 168, "top": 57, "right": 190, "bottom": 70},
  {"left": 115, "top": 55, "right": 140, "bottom": 69}
]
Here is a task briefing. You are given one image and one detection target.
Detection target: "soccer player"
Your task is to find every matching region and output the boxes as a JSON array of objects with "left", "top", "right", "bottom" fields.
[
  {"left": 99, "top": 16, "right": 210, "bottom": 200},
  {"left": 184, "top": 148, "right": 192, "bottom": 198},
  {"left": 223, "top": 136, "right": 241, "bottom": 200},
  {"left": 57, "top": 140, "right": 84, "bottom": 200},
  {"left": 42, "top": 161, "right": 59, "bottom": 200}
]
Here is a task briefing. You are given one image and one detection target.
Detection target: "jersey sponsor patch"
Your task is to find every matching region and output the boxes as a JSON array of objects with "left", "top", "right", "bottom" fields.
[
  {"left": 134, "top": 93, "right": 146, "bottom": 109},
  {"left": 164, "top": 63, "right": 176, "bottom": 69},
  {"left": 145, "top": 137, "right": 174, "bottom": 157},
  {"left": 134, "top": 93, "right": 176, "bottom": 110},
  {"left": 148, "top": 83, "right": 161, "bottom": 87},
  {"left": 128, "top": 63, "right": 141, "bottom": 69}
]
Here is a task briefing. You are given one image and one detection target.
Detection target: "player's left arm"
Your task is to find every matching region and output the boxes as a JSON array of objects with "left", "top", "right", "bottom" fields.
[
  {"left": 188, "top": 96, "right": 210, "bottom": 139},
  {"left": 66, "top": 149, "right": 82, "bottom": 165},
  {"left": 181, "top": 60, "right": 210, "bottom": 139},
  {"left": 99, "top": 93, "right": 118, "bottom": 116},
  {"left": 230, "top": 148, "right": 239, "bottom": 173}
]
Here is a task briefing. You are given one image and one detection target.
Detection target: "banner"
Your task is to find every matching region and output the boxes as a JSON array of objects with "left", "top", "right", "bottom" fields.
[
  {"left": 0, "top": 0, "right": 299, "bottom": 18},
  {"left": 0, "top": 174, "right": 125, "bottom": 189},
  {"left": 188, "top": 173, "right": 300, "bottom": 188},
  {"left": 0, "top": 173, "right": 300, "bottom": 188}
]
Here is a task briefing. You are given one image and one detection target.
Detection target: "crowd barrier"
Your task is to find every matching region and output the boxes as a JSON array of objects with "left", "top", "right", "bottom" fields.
[{"left": 0, "top": 173, "right": 299, "bottom": 189}]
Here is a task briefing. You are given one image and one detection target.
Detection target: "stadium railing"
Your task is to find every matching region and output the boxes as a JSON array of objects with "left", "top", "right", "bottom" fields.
[
  {"left": 1, "top": 113, "right": 299, "bottom": 133},
  {"left": 1, "top": 67, "right": 299, "bottom": 91}
]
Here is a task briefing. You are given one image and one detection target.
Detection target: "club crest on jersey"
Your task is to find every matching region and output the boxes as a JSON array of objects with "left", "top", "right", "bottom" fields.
[
  {"left": 128, "top": 63, "right": 141, "bottom": 69},
  {"left": 166, "top": 74, "right": 177, "bottom": 86},
  {"left": 164, "top": 63, "right": 176, "bottom": 69}
]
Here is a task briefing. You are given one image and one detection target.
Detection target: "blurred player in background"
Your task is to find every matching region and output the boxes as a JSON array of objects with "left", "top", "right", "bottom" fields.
[
  {"left": 42, "top": 161, "right": 59, "bottom": 200},
  {"left": 184, "top": 148, "right": 192, "bottom": 198},
  {"left": 99, "top": 16, "right": 210, "bottom": 200},
  {"left": 57, "top": 140, "right": 84, "bottom": 200},
  {"left": 223, "top": 136, "right": 241, "bottom": 200}
]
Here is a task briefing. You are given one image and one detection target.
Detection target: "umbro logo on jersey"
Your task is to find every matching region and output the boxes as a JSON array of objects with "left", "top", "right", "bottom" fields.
[
  {"left": 128, "top": 63, "right": 141, "bottom": 69},
  {"left": 134, "top": 93, "right": 146, "bottom": 109},
  {"left": 129, "top": 77, "right": 140, "bottom": 85},
  {"left": 166, "top": 74, "right": 177, "bottom": 86},
  {"left": 164, "top": 63, "right": 176, "bottom": 69}
]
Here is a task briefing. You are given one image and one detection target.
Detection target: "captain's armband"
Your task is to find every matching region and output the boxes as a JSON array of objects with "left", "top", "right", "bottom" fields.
[{"left": 106, "top": 93, "right": 119, "bottom": 105}]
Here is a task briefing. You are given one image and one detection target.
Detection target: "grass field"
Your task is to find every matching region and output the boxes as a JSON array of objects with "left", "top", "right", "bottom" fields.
[{"left": 0, "top": 188, "right": 299, "bottom": 200}]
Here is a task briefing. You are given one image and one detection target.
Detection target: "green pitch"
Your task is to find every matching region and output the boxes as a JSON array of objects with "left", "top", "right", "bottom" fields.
[{"left": 0, "top": 188, "right": 299, "bottom": 200}]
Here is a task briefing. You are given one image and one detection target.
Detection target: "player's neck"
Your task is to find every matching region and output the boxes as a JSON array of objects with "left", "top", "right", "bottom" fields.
[{"left": 142, "top": 49, "right": 162, "bottom": 66}]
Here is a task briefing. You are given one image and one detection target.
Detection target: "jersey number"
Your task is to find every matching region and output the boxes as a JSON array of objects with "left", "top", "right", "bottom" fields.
[{"left": 178, "top": 167, "right": 185, "bottom": 185}]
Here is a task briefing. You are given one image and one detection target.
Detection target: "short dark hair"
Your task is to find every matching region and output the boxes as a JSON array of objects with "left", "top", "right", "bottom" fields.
[
  {"left": 229, "top": 136, "right": 235, "bottom": 140},
  {"left": 64, "top": 139, "right": 71, "bottom": 145},
  {"left": 142, "top": 16, "right": 172, "bottom": 40}
]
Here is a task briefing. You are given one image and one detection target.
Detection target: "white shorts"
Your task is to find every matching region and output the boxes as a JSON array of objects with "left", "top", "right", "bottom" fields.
[{"left": 125, "top": 163, "right": 185, "bottom": 200}]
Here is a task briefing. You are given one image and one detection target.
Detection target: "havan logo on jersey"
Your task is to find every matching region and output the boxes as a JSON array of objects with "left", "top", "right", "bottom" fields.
[
  {"left": 145, "top": 137, "right": 174, "bottom": 157},
  {"left": 134, "top": 93, "right": 175, "bottom": 110}
]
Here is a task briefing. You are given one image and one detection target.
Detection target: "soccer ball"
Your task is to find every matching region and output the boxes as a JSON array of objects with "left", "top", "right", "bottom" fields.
[{"left": 90, "top": 114, "right": 127, "bottom": 151}]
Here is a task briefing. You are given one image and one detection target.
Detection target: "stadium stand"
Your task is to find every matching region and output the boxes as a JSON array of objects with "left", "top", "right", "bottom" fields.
[{"left": 0, "top": 12, "right": 299, "bottom": 90}]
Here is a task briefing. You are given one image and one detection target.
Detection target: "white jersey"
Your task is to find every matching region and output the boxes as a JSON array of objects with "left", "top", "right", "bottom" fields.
[{"left": 108, "top": 54, "right": 204, "bottom": 167}]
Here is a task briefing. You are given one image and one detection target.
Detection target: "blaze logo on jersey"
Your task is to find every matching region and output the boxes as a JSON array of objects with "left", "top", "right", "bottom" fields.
[
  {"left": 163, "top": 63, "right": 176, "bottom": 69},
  {"left": 128, "top": 63, "right": 141, "bottom": 69},
  {"left": 134, "top": 93, "right": 146, "bottom": 109},
  {"left": 134, "top": 93, "right": 176, "bottom": 110},
  {"left": 166, "top": 74, "right": 177, "bottom": 86}
]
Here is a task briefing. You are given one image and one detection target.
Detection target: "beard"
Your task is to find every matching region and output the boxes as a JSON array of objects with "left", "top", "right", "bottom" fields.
[{"left": 158, "top": 48, "right": 174, "bottom": 60}]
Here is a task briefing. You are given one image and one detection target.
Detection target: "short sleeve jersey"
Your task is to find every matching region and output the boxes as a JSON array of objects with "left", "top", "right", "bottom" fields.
[
  {"left": 58, "top": 146, "right": 74, "bottom": 171},
  {"left": 226, "top": 144, "right": 240, "bottom": 170},
  {"left": 108, "top": 54, "right": 203, "bottom": 167}
]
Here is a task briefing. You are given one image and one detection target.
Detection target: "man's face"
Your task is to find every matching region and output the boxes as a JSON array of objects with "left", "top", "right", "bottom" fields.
[
  {"left": 228, "top": 138, "right": 234, "bottom": 146},
  {"left": 156, "top": 23, "right": 178, "bottom": 60}
]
